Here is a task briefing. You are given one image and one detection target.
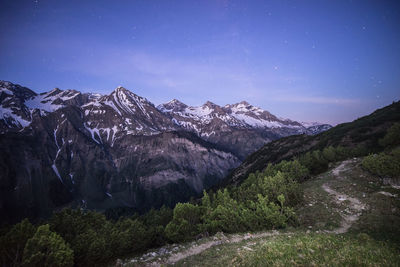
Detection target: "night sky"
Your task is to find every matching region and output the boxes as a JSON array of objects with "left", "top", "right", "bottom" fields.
[{"left": 1, "top": 0, "right": 399, "bottom": 125}]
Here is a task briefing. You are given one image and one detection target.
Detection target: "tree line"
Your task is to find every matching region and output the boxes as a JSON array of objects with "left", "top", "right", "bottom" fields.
[{"left": 1, "top": 123, "right": 398, "bottom": 266}]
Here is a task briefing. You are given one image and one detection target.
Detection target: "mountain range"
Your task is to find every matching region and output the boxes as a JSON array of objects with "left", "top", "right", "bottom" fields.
[
  {"left": 222, "top": 100, "right": 400, "bottom": 187},
  {"left": 0, "top": 80, "right": 331, "bottom": 222}
]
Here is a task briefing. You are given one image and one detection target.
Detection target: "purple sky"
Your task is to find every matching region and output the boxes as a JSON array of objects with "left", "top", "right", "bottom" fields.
[{"left": 1, "top": 0, "right": 399, "bottom": 125}]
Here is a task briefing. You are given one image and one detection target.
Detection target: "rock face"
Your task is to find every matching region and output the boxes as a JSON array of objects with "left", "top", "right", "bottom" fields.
[
  {"left": 221, "top": 101, "right": 400, "bottom": 188},
  {"left": 158, "top": 100, "right": 331, "bottom": 159},
  {"left": 0, "top": 80, "right": 331, "bottom": 222}
]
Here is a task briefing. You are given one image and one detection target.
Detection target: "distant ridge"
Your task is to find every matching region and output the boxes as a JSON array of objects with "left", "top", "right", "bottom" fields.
[{"left": 0, "top": 80, "right": 331, "bottom": 222}]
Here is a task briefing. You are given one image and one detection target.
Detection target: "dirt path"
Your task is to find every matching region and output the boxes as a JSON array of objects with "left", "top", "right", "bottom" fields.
[
  {"left": 165, "top": 231, "right": 280, "bottom": 265},
  {"left": 121, "top": 231, "right": 282, "bottom": 266},
  {"left": 322, "top": 160, "right": 366, "bottom": 234},
  {"left": 122, "top": 160, "right": 369, "bottom": 266}
]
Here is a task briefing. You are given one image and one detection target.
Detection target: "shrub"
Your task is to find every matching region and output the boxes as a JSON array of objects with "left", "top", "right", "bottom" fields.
[
  {"left": 113, "top": 218, "right": 149, "bottom": 254},
  {"left": 201, "top": 190, "right": 247, "bottom": 234},
  {"left": 299, "top": 150, "right": 329, "bottom": 174},
  {"left": 22, "top": 224, "right": 73, "bottom": 267},
  {"left": 165, "top": 203, "right": 202, "bottom": 242},
  {"left": 379, "top": 122, "right": 400, "bottom": 148},
  {"left": 322, "top": 146, "right": 337, "bottom": 162},
  {"left": 0, "top": 219, "right": 36, "bottom": 266},
  {"left": 362, "top": 148, "right": 400, "bottom": 178}
]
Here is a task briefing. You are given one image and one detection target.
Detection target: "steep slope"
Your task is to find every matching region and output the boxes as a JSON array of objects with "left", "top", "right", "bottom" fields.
[
  {"left": 120, "top": 157, "right": 400, "bottom": 266},
  {"left": 158, "top": 100, "right": 330, "bottom": 159},
  {"left": 81, "top": 86, "right": 178, "bottom": 146},
  {"left": 222, "top": 101, "right": 400, "bottom": 187},
  {"left": 0, "top": 81, "right": 240, "bottom": 222},
  {"left": 0, "top": 80, "right": 332, "bottom": 222},
  {"left": 0, "top": 81, "right": 36, "bottom": 131}
]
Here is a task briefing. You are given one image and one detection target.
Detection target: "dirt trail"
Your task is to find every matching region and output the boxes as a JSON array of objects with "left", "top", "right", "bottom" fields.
[
  {"left": 165, "top": 231, "right": 280, "bottom": 265},
  {"left": 322, "top": 160, "right": 366, "bottom": 234},
  {"left": 122, "top": 160, "right": 368, "bottom": 266}
]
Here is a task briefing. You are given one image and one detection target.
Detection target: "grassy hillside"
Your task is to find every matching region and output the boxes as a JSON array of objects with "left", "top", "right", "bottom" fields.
[
  {"left": 221, "top": 101, "right": 400, "bottom": 187},
  {"left": 121, "top": 157, "right": 400, "bottom": 266},
  {"left": 1, "top": 102, "right": 399, "bottom": 267}
]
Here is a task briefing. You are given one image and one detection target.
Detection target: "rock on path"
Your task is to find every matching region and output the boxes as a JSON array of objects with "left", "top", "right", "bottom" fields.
[{"left": 322, "top": 160, "right": 366, "bottom": 234}]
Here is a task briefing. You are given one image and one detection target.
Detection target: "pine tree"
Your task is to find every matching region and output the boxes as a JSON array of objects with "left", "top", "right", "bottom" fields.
[{"left": 22, "top": 224, "right": 73, "bottom": 267}]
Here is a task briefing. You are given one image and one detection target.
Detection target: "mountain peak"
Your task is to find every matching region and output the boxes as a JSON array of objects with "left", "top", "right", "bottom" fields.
[
  {"left": 238, "top": 100, "right": 250, "bottom": 106},
  {"left": 111, "top": 86, "right": 145, "bottom": 102},
  {"left": 0, "top": 80, "right": 11, "bottom": 87},
  {"left": 47, "top": 88, "right": 63, "bottom": 97},
  {"left": 114, "top": 85, "right": 129, "bottom": 93},
  {"left": 168, "top": 99, "right": 185, "bottom": 106},
  {"left": 158, "top": 99, "right": 187, "bottom": 112},
  {"left": 203, "top": 101, "right": 219, "bottom": 108}
]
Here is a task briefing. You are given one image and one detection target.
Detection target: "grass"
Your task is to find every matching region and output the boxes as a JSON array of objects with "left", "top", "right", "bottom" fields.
[
  {"left": 173, "top": 235, "right": 267, "bottom": 267},
  {"left": 328, "top": 159, "right": 400, "bottom": 245},
  {"left": 233, "top": 233, "right": 400, "bottom": 267},
  {"left": 172, "top": 159, "right": 400, "bottom": 266},
  {"left": 296, "top": 172, "right": 342, "bottom": 231},
  {"left": 123, "top": 158, "right": 400, "bottom": 266},
  {"left": 171, "top": 232, "right": 400, "bottom": 267}
]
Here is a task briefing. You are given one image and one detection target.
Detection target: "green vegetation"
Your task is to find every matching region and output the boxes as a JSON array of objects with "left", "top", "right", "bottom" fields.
[
  {"left": 0, "top": 219, "right": 36, "bottom": 266},
  {"left": 362, "top": 123, "right": 400, "bottom": 179},
  {"left": 225, "top": 101, "right": 400, "bottom": 187},
  {"left": 1, "top": 121, "right": 400, "bottom": 266},
  {"left": 379, "top": 122, "right": 400, "bottom": 148},
  {"left": 22, "top": 224, "right": 73, "bottom": 267},
  {"left": 362, "top": 148, "right": 400, "bottom": 178},
  {"left": 166, "top": 162, "right": 301, "bottom": 242},
  {"left": 0, "top": 208, "right": 173, "bottom": 266},
  {"left": 234, "top": 233, "right": 400, "bottom": 266}
]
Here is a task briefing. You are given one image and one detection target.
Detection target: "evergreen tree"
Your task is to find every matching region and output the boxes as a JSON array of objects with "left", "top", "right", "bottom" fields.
[
  {"left": 0, "top": 219, "right": 36, "bottom": 266},
  {"left": 22, "top": 224, "right": 73, "bottom": 267}
]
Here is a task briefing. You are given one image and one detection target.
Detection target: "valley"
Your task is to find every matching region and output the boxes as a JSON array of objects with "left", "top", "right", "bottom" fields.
[
  {"left": 1, "top": 101, "right": 399, "bottom": 267},
  {"left": 0, "top": 80, "right": 330, "bottom": 222},
  {"left": 1, "top": 1, "right": 399, "bottom": 266},
  {"left": 121, "top": 158, "right": 400, "bottom": 266}
]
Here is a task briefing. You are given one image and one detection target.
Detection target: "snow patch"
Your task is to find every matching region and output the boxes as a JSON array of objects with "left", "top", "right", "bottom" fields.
[
  {"left": 25, "top": 94, "right": 63, "bottom": 113},
  {"left": 0, "top": 107, "right": 31, "bottom": 128},
  {"left": 52, "top": 164, "right": 63, "bottom": 182}
]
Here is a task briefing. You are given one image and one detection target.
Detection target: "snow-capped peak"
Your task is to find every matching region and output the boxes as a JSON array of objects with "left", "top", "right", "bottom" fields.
[
  {"left": 202, "top": 101, "right": 217, "bottom": 107},
  {"left": 301, "top": 121, "right": 324, "bottom": 128},
  {"left": 168, "top": 99, "right": 182, "bottom": 104},
  {"left": 25, "top": 88, "right": 81, "bottom": 113},
  {"left": 158, "top": 99, "right": 187, "bottom": 113}
]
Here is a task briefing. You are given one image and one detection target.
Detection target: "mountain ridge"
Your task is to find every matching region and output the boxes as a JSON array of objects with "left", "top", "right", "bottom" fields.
[
  {"left": 219, "top": 100, "right": 400, "bottom": 188},
  {"left": 0, "top": 80, "right": 331, "bottom": 222}
]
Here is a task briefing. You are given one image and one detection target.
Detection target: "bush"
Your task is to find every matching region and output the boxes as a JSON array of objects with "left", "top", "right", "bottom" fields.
[
  {"left": 202, "top": 190, "right": 247, "bottom": 234},
  {"left": 0, "top": 219, "right": 36, "bottom": 266},
  {"left": 22, "top": 224, "right": 73, "bottom": 267},
  {"left": 165, "top": 203, "right": 203, "bottom": 242},
  {"left": 322, "top": 146, "right": 337, "bottom": 162},
  {"left": 362, "top": 148, "right": 400, "bottom": 178},
  {"left": 113, "top": 218, "right": 149, "bottom": 254},
  {"left": 379, "top": 122, "right": 400, "bottom": 148},
  {"left": 234, "top": 168, "right": 302, "bottom": 208},
  {"left": 299, "top": 150, "right": 329, "bottom": 174},
  {"left": 138, "top": 206, "right": 172, "bottom": 247}
]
